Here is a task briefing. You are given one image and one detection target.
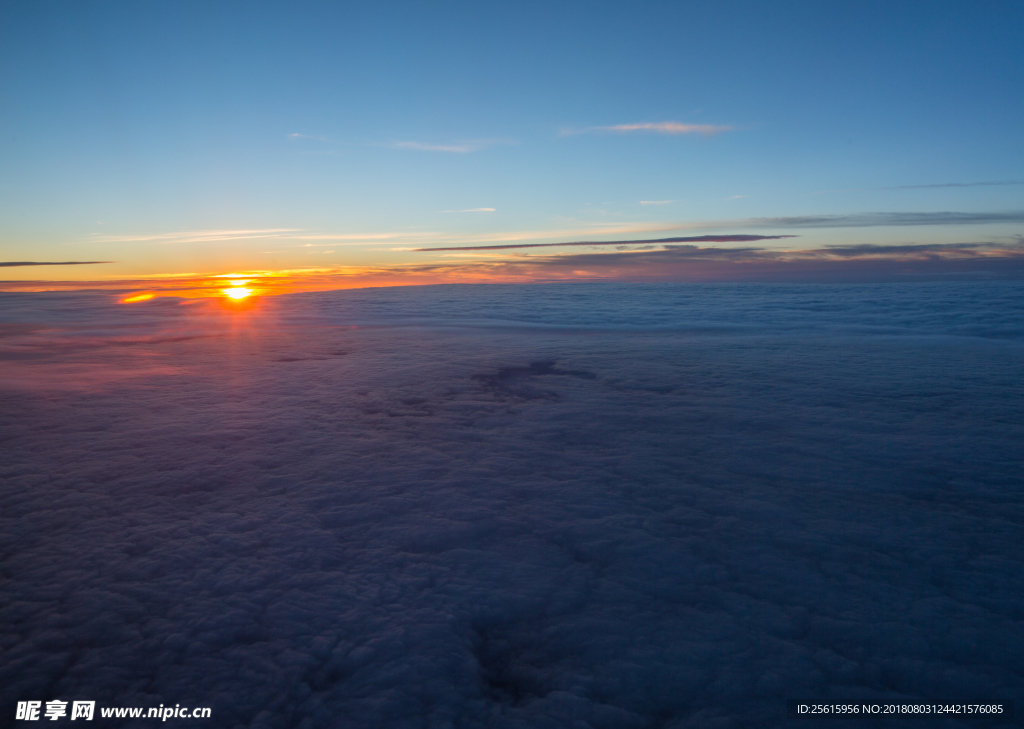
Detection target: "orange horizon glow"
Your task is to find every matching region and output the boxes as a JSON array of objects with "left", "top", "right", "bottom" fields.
[
  {"left": 14, "top": 241, "right": 1023, "bottom": 304},
  {"left": 38, "top": 264, "right": 556, "bottom": 303}
]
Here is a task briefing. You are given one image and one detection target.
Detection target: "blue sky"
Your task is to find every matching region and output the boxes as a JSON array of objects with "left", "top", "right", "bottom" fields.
[{"left": 1, "top": 0, "right": 1022, "bottom": 282}]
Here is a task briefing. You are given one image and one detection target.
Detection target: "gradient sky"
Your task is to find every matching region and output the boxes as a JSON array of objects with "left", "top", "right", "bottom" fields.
[{"left": 1, "top": 0, "right": 1023, "bottom": 288}]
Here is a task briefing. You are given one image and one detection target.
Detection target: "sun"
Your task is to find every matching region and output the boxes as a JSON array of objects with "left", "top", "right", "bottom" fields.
[
  {"left": 223, "top": 287, "right": 253, "bottom": 300},
  {"left": 221, "top": 279, "right": 256, "bottom": 300}
]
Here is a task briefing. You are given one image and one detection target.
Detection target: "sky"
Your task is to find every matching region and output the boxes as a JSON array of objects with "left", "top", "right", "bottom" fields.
[
  {"left": 1, "top": 0, "right": 1023, "bottom": 294},
  {"left": 3, "top": 4, "right": 1024, "bottom": 722}
]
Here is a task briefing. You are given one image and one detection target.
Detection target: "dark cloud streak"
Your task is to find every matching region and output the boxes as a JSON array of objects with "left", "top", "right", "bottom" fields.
[
  {"left": 0, "top": 261, "right": 113, "bottom": 267},
  {"left": 456, "top": 240, "right": 1024, "bottom": 283},
  {"left": 415, "top": 235, "right": 797, "bottom": 252},
  {"left": 751, "top": 211, "right": 1024, "bottom": 228}
]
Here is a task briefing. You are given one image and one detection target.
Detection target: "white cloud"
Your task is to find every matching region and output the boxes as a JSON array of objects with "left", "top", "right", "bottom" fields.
[
  {"left": 441, "top": 208, "right": 496, "bottom": 213},
  {"left": 640, "top": 200, "right": 674, "bottom": 205}
]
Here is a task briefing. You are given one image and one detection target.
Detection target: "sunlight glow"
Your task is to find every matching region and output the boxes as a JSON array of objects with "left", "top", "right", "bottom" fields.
[
  {"left": 223, "top": 287, "right": 253, "bottom": 300},
  {"left": 120, "top": 293, "right": 156, "bottom": 303}
]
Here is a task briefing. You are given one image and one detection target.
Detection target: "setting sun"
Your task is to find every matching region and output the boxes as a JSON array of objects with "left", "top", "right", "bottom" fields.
[{"left": 223, "top": 287, "right": 253, "bottom": 300}]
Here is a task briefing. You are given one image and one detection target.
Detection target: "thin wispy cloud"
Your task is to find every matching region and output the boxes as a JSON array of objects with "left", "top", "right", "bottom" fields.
[
  {"left": 292, "top": 233, "right": 442, "bottom": 244},
  {"left": 640, "top": 200, "right": 674, "bottom": 205},
  {"left": 391, "top": 139, "right": 507, "bottom": 153},
  {"left": 297, "top": 223, "right": 700, "bottom": 251},
  {"left": 90, "top": 229, "right": 456, "bottom": 249},
  {"left": 885, "top": 180, "right": 1024, "bottom": 189},
  {"left": 92, "top": 229, "right": 303, "bottom": 245},
  {"left": 824, "top": 180, "right": 1024, "bottom": 193},
  {"left": 607, "top": 122, "right": 733, "bottom": 135},
  {"left": 82, "top": 212, "right": 1024, "bottom": 261},
  {"left": 289, "top": 133, "right": 511, "bottom": 154},
  {"left": 392, "top": 141, "right": 478, "bottom": 153},
  {"left": 565, "top": 122, "right": 734, "bottom": 137}
]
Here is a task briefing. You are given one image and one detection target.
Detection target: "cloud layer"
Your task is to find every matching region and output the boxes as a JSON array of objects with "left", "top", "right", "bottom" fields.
[{"left": 1, "top": 282, "right": 1022, "bottom": 727}]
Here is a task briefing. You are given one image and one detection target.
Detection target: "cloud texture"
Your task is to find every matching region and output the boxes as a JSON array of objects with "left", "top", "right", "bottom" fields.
[{"left": 1, "top": 284, "right": 1022, "bottom": 727}]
